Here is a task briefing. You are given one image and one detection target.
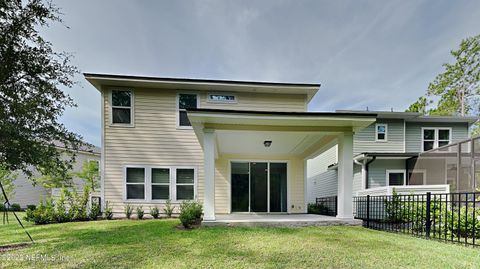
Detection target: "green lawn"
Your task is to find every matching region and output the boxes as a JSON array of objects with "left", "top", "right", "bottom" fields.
[{"left": 0, "top": 213, "right": 479, "bottom": 268}]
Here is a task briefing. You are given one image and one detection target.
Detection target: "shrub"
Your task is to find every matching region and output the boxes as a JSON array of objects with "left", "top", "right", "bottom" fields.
[
  {"left": 179, "top": 200, "right": 203, "bottom": 228},
  {"left": 163, "top": 199, "right": 175, "bottom": 218},
  {"left": 136, "top": 206, "right": 144, "bottom": 220},
  {"left": 89, "top": 202, "right": 101, "bottom": 220},
  {"left": 26, "top": 204, "right": 36, "bottom": 211},
  {"left": 307, "top": 202, "right": 333, "bottom": 215},
  {"left": 124, "top": 204, "right": 133, "bottom": 219},
  {"left": 150, "top": 206, "right": 159, "bottom": 219},
  {"left": 54, "top": 189, "right": 70, "bottom": 223},
  {"left": 26, "top": 199, "right": 55, "bottom": 225},
  {"left": 104, "top": 201, "right": 113, "bottom": 220},
  {"left": 10, "top": 203, "right": 21, "bottom": 211},
  {"left": 0, "top": 203, "right": 4, "bottom": 211}
]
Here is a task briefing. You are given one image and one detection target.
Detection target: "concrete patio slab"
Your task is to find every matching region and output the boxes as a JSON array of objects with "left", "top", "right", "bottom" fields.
[{"left": 202, "top": 214, "right": 362, "bottom": 227}]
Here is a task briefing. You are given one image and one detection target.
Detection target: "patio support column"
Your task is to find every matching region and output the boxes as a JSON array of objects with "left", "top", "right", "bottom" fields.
[
  {"left": 203, "top": 128, "right": 216, "bottom": 221},
  {"left": 337, "top": 132, "right": 354, "bottom": 219}
]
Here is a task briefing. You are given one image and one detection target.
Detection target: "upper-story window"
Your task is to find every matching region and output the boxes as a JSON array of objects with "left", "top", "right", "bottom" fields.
[
  {"left": 178, "top": 93, "right": 197, "bottom": 128},
  {"left": 207, "top": 93, "right": 237, "bottom": 103},
  {"left": 111, "top": 90, "right": 133, "bottom": 125},
  {"left": 422, "top": 128, "right": 451, "bottom": 151},
  {"left": 375, "top": 124, "right": 388, "bottom": 142}
]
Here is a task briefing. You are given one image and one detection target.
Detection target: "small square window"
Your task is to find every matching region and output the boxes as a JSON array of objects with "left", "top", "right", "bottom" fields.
[
  {"left": 376, "top": 124, "right": 387, "bottom": 141},
  {"left": 387, "top": 171, "right": 405, "bottom": 186}
]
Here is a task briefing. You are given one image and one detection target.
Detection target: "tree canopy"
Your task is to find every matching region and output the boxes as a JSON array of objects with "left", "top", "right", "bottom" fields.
[
  {"left": 406, "top": 35, "right": 480, "bottom": 117},
  {"left": 0, "top": 0, "right": 83, "bottom": 179}
]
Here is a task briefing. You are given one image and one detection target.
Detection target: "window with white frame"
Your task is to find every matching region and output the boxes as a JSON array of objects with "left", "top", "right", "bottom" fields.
[
  {"left": 124, "top": 166, "right": 196, "bottom": 201},
  {"left": 422, "top": 128, "right": 451, "bottom": 151},
  {"left": 176, "top": 168, "right": 195, "bottom": 200},
  {"left": 207, "top": 93, "right": 237, "bottom": 103},
  {"left": 375, "top": 124, "right": 387, "bottom": 141},
  {"left": 178, "top": 94, "right": 197, "bottom": 127},
  {"left": 126, "top": 167, "right": 145, "bottom": 199},
  {"left": 152, "top": 168, "right": 170, "bottom": 200},
  {"left": 386, "top": 170, "right": 405, "bottom": 186},
  {"left": 111, "top": 90, "right": 133, "bottom": 124}
]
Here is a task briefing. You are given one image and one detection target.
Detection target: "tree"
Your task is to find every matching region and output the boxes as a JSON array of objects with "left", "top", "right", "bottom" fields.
[
  {"left": 0, "top": 0, "right": 84, "bottom": 180},
  {"left": 74, "top": 160, "right": 100, "bottom": 192},
  {"left": 0, "top": 166, "right": 17, "bottom": 204},
  {"left": 407, "top": 35, "right": 480, "bottom": 117}
]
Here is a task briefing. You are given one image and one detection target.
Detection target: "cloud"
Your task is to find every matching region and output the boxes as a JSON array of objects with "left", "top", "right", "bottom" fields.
[{"left": 38, "top": 0, "right": 480, "bottom": 146}]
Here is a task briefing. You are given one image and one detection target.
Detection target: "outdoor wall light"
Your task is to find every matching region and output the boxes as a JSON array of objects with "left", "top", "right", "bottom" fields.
[{"left": 264, "top": 140, "right": 272, "bottom": 147}]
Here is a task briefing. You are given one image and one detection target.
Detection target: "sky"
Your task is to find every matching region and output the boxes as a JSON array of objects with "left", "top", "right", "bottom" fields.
[{"left": 40, "top": 0, "right": 480, "bottom": 146}]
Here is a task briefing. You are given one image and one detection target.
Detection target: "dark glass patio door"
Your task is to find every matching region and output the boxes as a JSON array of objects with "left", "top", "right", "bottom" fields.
[
  {"left": 250, "top": 162, "right": 268, "bottom": 212},
  {"left": 231, "top": 162, "right": 287, "bottom": 213}
]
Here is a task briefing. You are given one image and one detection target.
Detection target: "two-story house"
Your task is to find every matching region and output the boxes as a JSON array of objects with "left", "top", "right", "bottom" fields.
[
  {"left": 85, "top": 73, "right": 476, "bottom": 221},
  {"left": 307, "top": 110, "right": 478, "bottom": 203}
]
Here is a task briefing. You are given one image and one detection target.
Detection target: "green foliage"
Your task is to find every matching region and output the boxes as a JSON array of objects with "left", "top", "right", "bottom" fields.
[
  {"left": 136, "top": 206, "right": 144, "bottom": 220},
  {"left": 26, "top": 199, "right": 56, "bottom": 225},
  {"left": 179, "top": 200, "right": 203, "bottom": 228},
  {"left": 54, "top": 189, "right": 70, "bottom": 223},
  {"left": 9, "top": 203, "right": 21, "bottom": 211},
  {"left": 384, "top": 190, "right": 403, "bottom": 223},
  {"left": 104, "top": 201, "right": 113, "bottom": 220},
  {"left": 150, "top": 206, "right": 159, "bottom": 219},
  {"left": 33, "top": 167, "right": 74, "bottom": 189},
  {"left": 0, "top": 166, "right": 17, "bottom": 204},
  {"left": 406, "top": 35, "right": 480, "bottom": 124},
  {"left": 307, "top": 203, "right": 334, "bottom": 215},
  {"left": 163, "top": 199, "right": 175, "bottom": 218},
  {"left": 89, "top": 202, "right": 101, "bottom": 220},
  {"left": 26, "top": 204, "right": 36, "bottom": 211},
  {"left": 74, "top": 160, "right": 100, "bottom": 192},
  {"left": 0, "top": 0, "right": 84, "bottom": 180},
  {"left": 124, "top": 204, "right": 133, "bottom": 219}
]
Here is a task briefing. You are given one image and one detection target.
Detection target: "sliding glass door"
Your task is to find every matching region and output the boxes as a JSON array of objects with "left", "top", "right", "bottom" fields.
[{"left": 231, "top": 162, "right": 287, "bottom": 213}]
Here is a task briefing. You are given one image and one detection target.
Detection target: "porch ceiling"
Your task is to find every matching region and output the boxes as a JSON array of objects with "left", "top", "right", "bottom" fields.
[{"left": 188, "top": 109, "right": 375, "bottom": 158}]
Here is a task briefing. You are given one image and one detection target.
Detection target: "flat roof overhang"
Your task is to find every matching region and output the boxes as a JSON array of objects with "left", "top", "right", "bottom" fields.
[
  {"left": 187, "top": 108, "right": 377, "bottom": 132},
  {"left": 187, "top": 109, "right": 377, "bottom": 159},
  {"left": 354, "top": 152, "right": 419, "bottom": 161},
  {"left": 84, "top": 73, "right": 320, "bottom": 102}
]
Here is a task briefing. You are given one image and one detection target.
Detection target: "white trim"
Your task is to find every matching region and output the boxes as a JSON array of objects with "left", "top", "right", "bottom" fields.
[
  {"left": 229, "top": 160, "right": 290, "bottom": 213},
  {"left": 385, "top": 169, "right": 406, "bottom": 186},
  {"left": 421, "top": 127, "right": 452, "bottom": 151},
  {"left": 100, "top": 89, "right": 105, "bottom": 210},
  {"left": 375, "top": 123, "right": 388, "bottom": 142},
  {"left": 176, "top": 92, "right": 200, "bottom": 129},
  {"left": 407, "top": 169, "right": 427, "bottom": 185},
  {"left": 123, "top": 165, "right": 198, "bottom": 203},
  {"left": 124, "top": 166, "right": 147, "bottom": 202},
  {"left": 206, "top": 92, "right": 238, "bottom": 104},
  {"left": 108, "top": 88, "right": 134, "bottom": 127}
]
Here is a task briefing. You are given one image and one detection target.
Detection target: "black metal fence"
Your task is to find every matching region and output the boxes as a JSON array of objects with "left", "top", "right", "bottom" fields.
[
  {"left": 315, "top": 196, "right": 337, "bottom": 216},
  {"left": 353, "top": 192, "right": 480, "bottom": 247}
]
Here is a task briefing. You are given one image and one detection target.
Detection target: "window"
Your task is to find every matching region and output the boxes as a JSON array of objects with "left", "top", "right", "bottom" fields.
[
  {"left": 176, "top": 168, "right": 195, "bottom": 200},
  {"left": 111, "top": 90, "right": 133, "bottom": 124},
  {"left": 207, "top": 93, "right": 237, "bottom": 103},
  {"left": 422, "top": 128, "right": 451, "bottom": 151},
  {"left": 126, "top": 167, "right": 145, "bottom": 199},
  {"left": 386, "top": 170, "right": 406, "bottom": 186},
  {"left": 375, "top": 124, "right": 388, "bottom": 141},
  {"left": 178, "top": 94, "right": 197, "bottom": 127},
  {"left": 152, "top": 168, "right": 170, "bottom": 200},
  {"left": 124, "top": 166, "right": 196, "bottom": 202}
]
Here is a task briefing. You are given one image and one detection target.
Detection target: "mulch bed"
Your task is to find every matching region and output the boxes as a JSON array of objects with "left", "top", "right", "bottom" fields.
[{"left": 0, "top": 243, "right": 29, "bottom": 253}]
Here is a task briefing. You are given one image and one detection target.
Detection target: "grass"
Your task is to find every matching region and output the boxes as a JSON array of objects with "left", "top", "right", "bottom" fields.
[{"left": 1, "top": 212, "right": 480, "bottom": 268}]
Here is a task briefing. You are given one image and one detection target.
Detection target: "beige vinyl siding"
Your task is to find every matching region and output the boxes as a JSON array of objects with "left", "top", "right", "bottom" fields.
[
  {"left": 353, "top": 119, "right": 404, "bottom": 155},
  {"left": 200, "top": 92, "right": 306, "bottom": 112},
  {"left": 405, "top": 122, "right": 469, "bottom": 152},
  {"left": 103, "top": 86, "right": 308, "bottom": 214}
]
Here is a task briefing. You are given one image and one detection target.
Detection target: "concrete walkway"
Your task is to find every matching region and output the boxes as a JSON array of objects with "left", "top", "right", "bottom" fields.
[{"left": 202, "top": 214, "right": 362, "bottom": 227}]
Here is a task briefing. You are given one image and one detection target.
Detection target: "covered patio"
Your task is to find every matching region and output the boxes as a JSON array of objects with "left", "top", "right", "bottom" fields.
[
  {"left": 202, "top": 213, "right": 362, "bottom": 227},
  {"left": 187, "top": 108, "right": 377, "bottom": 222}
]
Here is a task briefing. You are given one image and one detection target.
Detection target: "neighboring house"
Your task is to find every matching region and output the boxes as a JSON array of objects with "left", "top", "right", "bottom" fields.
[
  {"left": 11, "top": 144, "right": 100, "bottom": 208},
  {"left": 85, "top": 73, "right": 476, "bottom": 221},
  {"left": 307, "top": 111, "right": 478, "bottom": 203}
]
